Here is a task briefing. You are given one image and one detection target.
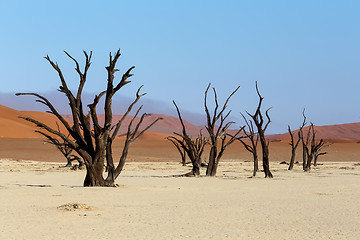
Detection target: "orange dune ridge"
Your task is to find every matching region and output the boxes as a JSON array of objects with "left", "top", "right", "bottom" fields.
[
  {"left": 267, "top": 123, "right": 360, "bottom": 142},
  {"left": 1, "top": 104, "right": 360, "bottom": 142},
  {"left": 1, "top": 104, "right": 360, "bottom": 162},
  {"left": 0, "top": 105, "right": 68, "bottom": 138},
  {"left": 62, "top": 113, "right": 201, "bottom": 136}
]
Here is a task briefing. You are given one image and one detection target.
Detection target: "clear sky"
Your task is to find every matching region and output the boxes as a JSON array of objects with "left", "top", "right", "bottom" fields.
[{"left": 0, "top": 0, "right": 359, "bottom": 134}]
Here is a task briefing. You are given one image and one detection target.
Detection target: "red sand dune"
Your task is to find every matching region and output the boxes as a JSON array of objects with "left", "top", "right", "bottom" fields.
[
  {"left": 62, "top": 113, "right": 202, "bottom": 137},
  {"left": 1, "top": 104, "right": 360, "bottom": 141},
  {"left": 117, "top": 131, "right": 171, "bottom": 141},
  {"left": 268, "top": 123, "right": 360, "bottom": 142},
  {"left": 0, "top": 105, "right": 68, "bottom": 138},
  {"left": 1, "top": 105, "right": 360, "bottom": 162}
]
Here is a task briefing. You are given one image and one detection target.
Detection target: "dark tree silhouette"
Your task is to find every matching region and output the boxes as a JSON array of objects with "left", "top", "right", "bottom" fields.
[
  {"left": 288, "top": 109, "right": 306, "bottom": 170},
  {"left": 204, "top": 84, "right": 241, "bottom": 176},
  {"left": 300, "top": 123, "right": 312, "bottom": 171},
  {"left": 17, "top": 50, "right": 161, "bottom": 187},
  {"left": 230, "top": 113, "right": 258, "bottom": 177},
  {"left": 302, "top": 123, "right": 331, "bottom": 171},
  {"left": 170, "top": 101, "right": 208, "bottom": 176},
  {"left": 166, "top": 137, "right": 187, "bottom": 166},
  {"left": 314, "top": 142, "right": 331, "bottom": 166},
  {"left": 38, "top": 130, "right": 84, "bottom": 168},
  {"left": 247, "top": 82, "right": 273, "bottom": 178}
]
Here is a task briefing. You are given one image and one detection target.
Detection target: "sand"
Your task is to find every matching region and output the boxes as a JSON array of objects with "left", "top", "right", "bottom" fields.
[
  {"left": 1, "top": 104, "right": 360, "bottom": 239},
  {"left": 0, "top": 159, "right": 359, "bottom": 240}
]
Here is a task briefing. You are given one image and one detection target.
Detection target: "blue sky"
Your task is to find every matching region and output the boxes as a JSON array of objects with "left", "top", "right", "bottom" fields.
[{"left": 0, "top": 0, "right": 359, "bottom": 134}]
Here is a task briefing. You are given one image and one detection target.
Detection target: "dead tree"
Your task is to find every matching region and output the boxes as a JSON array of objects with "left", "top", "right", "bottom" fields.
[
  {"left": 193, "top": 132, "right": 207, "bottom": 167},
  {"left": 204, "top": 84, "right": 241, "bottom": 176},
  {"left": 166, "top": 137, "right": 187, "bottom": 166},
  {"left": 288, "top": 125, "right": 300, "bottom": 170},
  {"left": 170, "top": 101, "right": 208, "bottom": 176},
  {"left": 17, "top": 50, "right": 161, "bottom": 187},
  {"left": 230, "top": 113, "right": 259, "bottom": 177},
  {"left": 314, "top": 142, "right": 332, "bottom": 166},
  {"left": 303, "top": 124, "right": 331, "bottom": 171},
  {"left": 38, "top": 130, "right": 84, "bottom": 168},
  {"left": 247, "top": 82, "right": 273, "bottom": 178},
  {"left": 288, "top": 109, "right": 306, "bottom": 170},
  {"left": 300, "top": 122, "right": 312, "bottom": 171}
]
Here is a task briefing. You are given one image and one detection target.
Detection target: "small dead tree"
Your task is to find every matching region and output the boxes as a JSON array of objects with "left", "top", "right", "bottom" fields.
[
  {"left": 193, "top": 133, "right": 208, "bottom": 167},
  {"left": 314, "top": 142, "right": 332, "bottom": 166},
  {"left": 170, "top": 101, "right": 208, "bottom": 176},
  {"left": 39, "top": 130, "right": 84, "bottom": 168},
  {"left": 166, "top": 137, "right": 187, "bottom": 166},
  {"left": 231, "top": 113, "right": 259, "bottom": 177},
  {"left": 17, "top": 50, "right": 161, "bottom": 187},
  {"left": 288, "top": 109, "right": 306, "bottom": 170},
  {"left": 247, "top": 82, "right": 273, "bottom": 178},
  {"left": 204, "top": 84, "right": 241, "bottom": 176},
  {"left": 303, "top": 124, "right": 331, "bottom": 171}
]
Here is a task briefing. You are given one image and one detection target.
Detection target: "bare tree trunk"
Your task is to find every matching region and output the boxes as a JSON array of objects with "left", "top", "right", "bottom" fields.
[
  {"left": 181, "top": 151, "right": 187, "bottom": 166},
  {"left": 65, "top": 156, "right": 72, "bottom": 167},
  {"left": 252, "top": 152, "right": 258, "bottom": 176},
  {"left": 288, "top": 148, "right": 296, "bottom": 170},
  {"left": 83, "top": 159, "right": 106, "bottom": 187},
  {"left": 192, "top": 161, "right": 201, "bottom": 176},
  {"left": 314, "top": 155, "right": 319, "bottom": 166},
  {"left": 261, "top": 138, "right": 272, "bottom": 178},
  {"left": 302, "top": 144, "right": 308, "bottom": 171},
  {"left": 301, "top": 125, "right": 312, "bottom": 171},
  {"left": 304, "top": 154, "right": 313, "bottom": 171},
  {"left": 206, "top": 146, "right": 218, "bottom": 176}
]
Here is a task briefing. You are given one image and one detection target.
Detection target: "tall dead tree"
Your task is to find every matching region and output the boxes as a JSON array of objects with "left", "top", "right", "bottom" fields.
[
  {"left": 170, "top": 101, "right": 208, "bottom": 176},
  {"left": 300, "top": 123, "right": 312, "bottom": 171},
  {"left": 17, "top": 50, "right": 161, "bottom": 187},
  {"left": 204, "top": 84, "right": 241, "bottom": 176},
  {"left": 247, "top": 82, "right": 272, "bottom": 178},
  {"left": 288, "top": 109, "right": 306, "bottom": 170}
]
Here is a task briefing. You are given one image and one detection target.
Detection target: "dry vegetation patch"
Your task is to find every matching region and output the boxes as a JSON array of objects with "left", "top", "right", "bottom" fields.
[{"left": 57, "top": 203, "right": 94, "bottom": 211}]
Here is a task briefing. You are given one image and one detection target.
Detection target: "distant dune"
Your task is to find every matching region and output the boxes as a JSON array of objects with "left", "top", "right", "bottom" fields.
[
  {"left": 1, "top": 104, "right": 360, "bottom": 141},
  {"left": 1, "top": 105, "right": 360, "bottom": 163},
  {"left": 62, "top": 113, "right": 202, "bottom": 137},
  {"left": 127, "top": 131, "right": 171, "bottom": 141},
  {"left": 268, "top": 123, "right": 360, "bottom": 142},
  {"left": 0, "top": 105, "right": 67, "bottom": 138}
]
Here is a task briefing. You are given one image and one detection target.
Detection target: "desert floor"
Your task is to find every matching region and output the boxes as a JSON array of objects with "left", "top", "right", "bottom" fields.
[{"left": 0, "top": 159, "right": 359, "bottom": 240}]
